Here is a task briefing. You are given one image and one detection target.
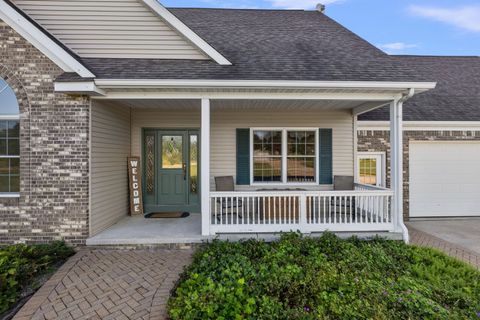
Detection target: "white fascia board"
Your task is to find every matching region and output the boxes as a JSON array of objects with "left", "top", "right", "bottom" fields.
[
  {"left": 92, "top": 91, "right": 399, "bottom": 101},
  {"left": 0, "top": 1, "right": 95, "bottom": 78},
  {"left": 358, "top": 121, "right": 480, "bottom": 131},
  {"left": 54, "top": 82, "right": 105, "bottom": 96},
  {"left": 142, "top": 0, "right": 232, "bottom": 66},
  {"left": 94, "top": 79, "right": 437, "bottom": 90}
]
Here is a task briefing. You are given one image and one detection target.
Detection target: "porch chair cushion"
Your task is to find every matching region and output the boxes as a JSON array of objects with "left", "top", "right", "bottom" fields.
[
  {"left": 333, "top": 175, "right": 355, "bottom": 191},
  {"left": 215, "top": 176, "right": 235, "bottom": 191},
  {"left": 332, "top": 175, "right": 355, "bottom": 212}
]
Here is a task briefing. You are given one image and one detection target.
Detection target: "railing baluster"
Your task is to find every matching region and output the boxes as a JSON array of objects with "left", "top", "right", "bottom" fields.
[
  {"left": 322, "top": 196, "right": 326, "bottom": 224},
  {"left": 262, "top": 196, "right": 266, "bottom": 224},
  {"left": 349, "top": 195, "right": 352, "bottom": 224},
  {"left": 214, "top": 197, "right": 217, "bottom": 225},
  {"left": 334, "top": 196, "right": 337, "bottom": 224},
  {"left": 273, "top": 196, "right": 277, "bottom": 225}
]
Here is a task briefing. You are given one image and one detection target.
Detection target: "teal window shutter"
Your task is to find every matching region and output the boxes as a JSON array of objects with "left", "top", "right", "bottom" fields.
[
  {"left": 319, "top": 129, "right": 333, "bottom": 184},
  {"left": 236, "top": 129, "right": 250, "bottom": 185}
]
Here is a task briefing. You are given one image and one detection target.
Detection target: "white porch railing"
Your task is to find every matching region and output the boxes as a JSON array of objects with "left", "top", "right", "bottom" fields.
[{"left": 209, "top": 184, "right": 394, "bottom": 234}]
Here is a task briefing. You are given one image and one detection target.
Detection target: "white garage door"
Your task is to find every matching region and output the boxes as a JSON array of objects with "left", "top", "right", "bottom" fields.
[{"left": 410, "top": 142, "right": 480, "bottom": 217}]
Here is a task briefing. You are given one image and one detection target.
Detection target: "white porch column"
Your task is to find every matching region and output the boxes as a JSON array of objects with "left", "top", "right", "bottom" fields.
[
  {"left": 390, "top": 100, "right": 409, "bottom": 243},
  {"left": 201, "top": 98, "right": 211, "bottom": 236}
]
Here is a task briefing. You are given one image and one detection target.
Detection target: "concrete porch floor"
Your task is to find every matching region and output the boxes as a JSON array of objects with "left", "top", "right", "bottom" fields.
[
  {"left": 86, "top": 214, "right": 403, "bottom": 246},
  {"left": 86, "top": 214, "right": 211, "bottom": 246}
]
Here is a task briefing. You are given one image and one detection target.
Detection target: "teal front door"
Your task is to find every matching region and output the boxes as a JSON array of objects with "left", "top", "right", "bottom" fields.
[{"left": 143, "top": 129, "right": 200, "bottom": 213}]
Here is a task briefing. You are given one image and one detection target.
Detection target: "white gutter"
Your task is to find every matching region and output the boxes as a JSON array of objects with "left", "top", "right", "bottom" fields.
[
  {"left": 93, "top": 79, "right": 437, "bottom": 91},
  {"left": 358, "top": 121, "right": 480, "bottom": 131}
]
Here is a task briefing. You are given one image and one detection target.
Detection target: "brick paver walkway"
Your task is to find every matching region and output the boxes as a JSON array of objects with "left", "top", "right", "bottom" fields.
[
  {"left": 14, "top": 249, "right": 194, "bottom": 320},
  {"left": 409, "top": 226, "right": 480, "bottom": 269}
]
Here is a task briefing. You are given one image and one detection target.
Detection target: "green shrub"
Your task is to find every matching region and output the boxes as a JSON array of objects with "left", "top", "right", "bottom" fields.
[
  {"left": 168, "top": 233, "right": 480, "bottom": 320},
  {"left": 0, "top": 241, "right": 74, "bottom": 313}
]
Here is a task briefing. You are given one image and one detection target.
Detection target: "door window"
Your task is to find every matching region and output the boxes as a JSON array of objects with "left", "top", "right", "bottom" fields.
[
  {"left": 189, "top": 135, "right": 198, "bottom": 194},
  {"left": 162, "top": 135, "right": 183, "bottom": 169},
  {"left": 357, "top": 154, "right": 384, "bottom": 187}
]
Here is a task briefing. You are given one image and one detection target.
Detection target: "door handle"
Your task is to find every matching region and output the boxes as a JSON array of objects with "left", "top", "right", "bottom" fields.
[{"left": 183, "top": 163, "right": 187, "bottom": 180}]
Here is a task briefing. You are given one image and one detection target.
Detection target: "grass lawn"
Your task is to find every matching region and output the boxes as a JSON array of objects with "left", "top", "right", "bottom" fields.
[
  {"left": 168, "top": 233, "right": 480, "bottom": 319},
  {"left": 0, "top": 242, "right": 74, "bottom": 316}
]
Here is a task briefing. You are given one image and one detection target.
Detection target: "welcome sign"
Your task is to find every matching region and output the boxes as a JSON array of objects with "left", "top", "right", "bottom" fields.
[{"left": 128, "top": 157, "right": 144, "bottom": 215}]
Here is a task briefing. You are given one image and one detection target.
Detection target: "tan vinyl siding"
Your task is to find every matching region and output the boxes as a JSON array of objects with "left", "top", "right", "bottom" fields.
[
  {"left": 131, "top": 107, "right": 354, "bottom": 191},
  {"left": 12, "top": 0, "right": 208, "bottom": 59},
  {"left": 91, "top": 101, "right": 131, "bottom": 236}
]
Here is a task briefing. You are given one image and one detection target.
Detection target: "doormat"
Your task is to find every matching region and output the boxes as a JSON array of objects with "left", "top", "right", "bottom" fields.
[{"left": 145, "top": 212, "right": 190, "bottom": 219}]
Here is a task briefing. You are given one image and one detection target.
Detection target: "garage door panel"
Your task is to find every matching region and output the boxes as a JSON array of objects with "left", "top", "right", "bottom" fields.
[{"left": 410, "top": 142, "right": 480, "bottom": 217}]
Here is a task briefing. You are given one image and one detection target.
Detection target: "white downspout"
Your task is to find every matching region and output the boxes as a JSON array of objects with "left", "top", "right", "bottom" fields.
[{"left": 394, "top": 88, "right": 414, "bottom": 243}]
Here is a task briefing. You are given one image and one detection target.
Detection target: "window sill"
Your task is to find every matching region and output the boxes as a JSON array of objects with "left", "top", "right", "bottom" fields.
[
  {"left": 251, "top": 183, "right": 318, "bottom": 187},
  {"left": 0, "top": 193, "right": 20, "bottom": 198}
]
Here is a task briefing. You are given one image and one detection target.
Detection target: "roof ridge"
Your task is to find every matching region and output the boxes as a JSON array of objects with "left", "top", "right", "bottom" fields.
[
  {"left": 393, "top": 54, "right": 480, "bottom": 59},
  {"left": 168, "top": 7, "right": 307, "bottom": 12}
]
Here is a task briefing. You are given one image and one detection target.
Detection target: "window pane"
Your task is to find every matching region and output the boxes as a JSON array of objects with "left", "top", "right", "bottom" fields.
[
  {"left": 306, "top": 131, "right": 315, "bottom": 143},
  {"left": 287, "top": 131, "right": 315, "bottom": 156},
  {"left": 7, "top": 121, "right": 19, "bottom": 138},
  {"left": 306, "top": 144, "right": 315, "bottom": 156},
  {"left": 253, "top": 157, "right": 282, "bottom": 182},
  {"left": 0, "top": 78, "right": 20, "bottom": 115},
  {"left": 287, "top": 157, "right": 316, "bottom": 183},
  {"left": 10, "top": 175, "right": 19, "bottom": 192},
  {"left": 8, "top": 139, "right": 19, "bottom": 156},
  {"left": 0, "top": 139, "right": 6, "bottom": 155},
  {"left": 286, "top": 131, "right": 316, "bottom": 182},
  {"left": 253, "top": 130, "right": 283, "bottom": 183},
  {"left": 359, "top": 158, "right": 377, "bottom": 185},
  {"left": 10, "top": 158, "right": 19, "bottom": 174},
  {"left": 0, "top": 158, "right": 8, "bottom": 174},
  {"left": 0, "top": 121, "right": 6, "bottom": 138},
  {"left": 272, "top": 143, "right": 282, "bottom": 156},
  {"left": 162, "top": 135, "right": 183, "bottom": 169},
  {"left": 145, "top": 135, "right": 155, "bottom": 194},
  {"left": 190, "top": 135, "right": 198, "bottom": 194},
  {"left": 0, "top": 176, "right": 8, "bottom": 192}
]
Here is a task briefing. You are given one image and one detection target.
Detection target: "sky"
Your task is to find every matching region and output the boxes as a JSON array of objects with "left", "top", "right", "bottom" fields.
[{"left": 162, "top": 0, "right": 480, "bottom": 56}]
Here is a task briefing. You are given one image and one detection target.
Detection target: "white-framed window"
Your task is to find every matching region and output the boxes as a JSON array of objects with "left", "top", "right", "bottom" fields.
[
  {"left": 356, "top": 152, "right": 385, "bottom": 187},
  {"left": 0, "top": 78, "right": 20, "bottom": 196},
  {"left": 250, "top": 128, "right": 318, "bottom": 185}
]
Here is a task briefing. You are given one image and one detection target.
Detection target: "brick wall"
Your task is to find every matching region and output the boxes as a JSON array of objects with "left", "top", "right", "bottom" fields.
[
  {"left": 358, "top": 129, "right": 480, "bottom": 221},
  {"left": 0, "top": 21, "right": 90, "bottom": 245}
]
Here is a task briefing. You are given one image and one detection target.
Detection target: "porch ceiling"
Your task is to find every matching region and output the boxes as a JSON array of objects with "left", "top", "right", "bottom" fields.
[{"left": 111, "top": 98, "right": 377, "bottom": 112}]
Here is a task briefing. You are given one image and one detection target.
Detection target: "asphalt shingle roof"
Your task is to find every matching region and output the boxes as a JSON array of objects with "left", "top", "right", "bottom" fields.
[
  {"left": 57, "top": 8, "right": 427, "bottom": 82},
  {"left": 50, "top": 8, "right": 480, "bottom": 122},
  {"left": 360, "top": 56, "right": 480, "bottom": 121}
]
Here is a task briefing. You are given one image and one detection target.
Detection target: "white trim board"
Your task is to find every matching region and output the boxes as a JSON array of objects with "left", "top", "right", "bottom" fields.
[
  {"left": 93, "top": 79, "right": 436, "bottom": 91},
  {"left": 142, "top": 0, "right": 231, "bottom": 66},
  {"left": 0, "top": 0, "right": 94, "bottom": 78},
  {"left": 358, "top": 121, "right": 480, "bottom": 131}
]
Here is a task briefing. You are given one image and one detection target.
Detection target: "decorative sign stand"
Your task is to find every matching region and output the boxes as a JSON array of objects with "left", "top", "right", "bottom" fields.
[{"left": 128, "top": 157, "right": 144, "bottom": 215}]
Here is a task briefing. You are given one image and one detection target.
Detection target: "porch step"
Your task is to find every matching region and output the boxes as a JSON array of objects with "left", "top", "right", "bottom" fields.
[{"left": 86, "top": 231, "right": 404, "bottom": 249}]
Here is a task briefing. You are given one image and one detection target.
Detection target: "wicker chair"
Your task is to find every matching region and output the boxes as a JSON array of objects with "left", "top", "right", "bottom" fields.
[
  {"left": 214, "top": 176, "right": 243, "bottom": 220},
  {"left": 331, "top": 175, "right": 355, "bottom": 212}
]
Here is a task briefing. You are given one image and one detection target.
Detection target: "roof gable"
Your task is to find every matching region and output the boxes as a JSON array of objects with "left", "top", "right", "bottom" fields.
[
  {"left": 0, "top": 0, "right": 94, "bottom": 77},
  {"left": 10, "top": 0, "right": 230, "bottom": 64}
]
